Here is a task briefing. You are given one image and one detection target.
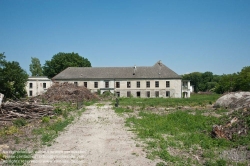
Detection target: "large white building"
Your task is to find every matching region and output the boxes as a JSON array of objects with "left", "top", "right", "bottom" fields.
[
  {"left": 26, "top": 76, "right": 53, "bottom": 97},
  {"left": 52, "top": 61, "right": 191, "bottom": 98}
]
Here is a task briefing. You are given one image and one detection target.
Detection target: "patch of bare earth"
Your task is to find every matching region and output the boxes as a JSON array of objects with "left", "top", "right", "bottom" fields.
[{"left": 30, "top": 102, "right": 160, "bottom": 166}]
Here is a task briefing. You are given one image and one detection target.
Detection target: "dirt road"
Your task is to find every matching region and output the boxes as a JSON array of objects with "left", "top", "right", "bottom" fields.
[{"left": 30, "top": 103, "right": 158, "bottom": 166}]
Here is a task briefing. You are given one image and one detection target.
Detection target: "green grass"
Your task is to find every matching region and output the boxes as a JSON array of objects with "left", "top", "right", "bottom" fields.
[
  {"left": 5, "top": 150, "right": 33, "bottom": 166},
  {"left": 116, "top": 93, "right": 221, "bottom": 108},
  {"left": 84, "top": 100, "right": 97, "bottom": 106},
  {"left": 116, "top": 94, "right": 249, "bottom": 165}
]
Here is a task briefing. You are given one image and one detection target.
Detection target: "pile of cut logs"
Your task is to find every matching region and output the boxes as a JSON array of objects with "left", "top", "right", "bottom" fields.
[{"left": 0, "top": 101, "right": 54, "bottom": 121}]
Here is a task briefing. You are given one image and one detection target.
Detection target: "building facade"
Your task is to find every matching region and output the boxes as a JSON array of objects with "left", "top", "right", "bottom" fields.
[
  {"left": 52, "top": 61, "right": 191, "bottom": 98},
  {"left": 26, "top": 76, "right": 53, "bottom": 97}
]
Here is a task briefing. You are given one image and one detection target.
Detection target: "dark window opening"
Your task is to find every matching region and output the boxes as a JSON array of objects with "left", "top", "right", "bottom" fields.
[
  {"left": 155, "top": 81, "right": 159, "bottom": 88},
  {"left": 94, "top": 82, "right": 98, "bottom": 88},
  {"left": 116, "top": 82, "right": 120, "bottom": 88},
  {"left": 146, "top": 81, "right": 150, "bottom": 88},
  {"left": 105, "top": 81, "right": 109, "bottom": 88},
  {"left": 74, "top": 82, "right": 78, "bottom": 86},
  {"left": 116, "top": 92, "right": 120, "bottom": 97},
  {"left": 127, "top": 82, "right": 131, "bottom": 88},
  {"left": 166, "top": 81, "right": 170, "bottom": 87},
  {"left": 43, "top": 83, "right": 46, "bottom": 89},
  {"left": 166, "top": 91, "right": 170, "bottom": 97},
  {"left": 137, "top": 81, "right": 140, "bottom": 88},
  {"left": 84, "top": 82, "right": 87, "bottom": 88},
  {"left": 29, "top": 83, "right": 33, "bottom": 88},
  {"left": 29, "top": 90, "right": 33, "bottom": 96},
  {"left": 136, "top": 91, "right": 141, "bottom": 97}
]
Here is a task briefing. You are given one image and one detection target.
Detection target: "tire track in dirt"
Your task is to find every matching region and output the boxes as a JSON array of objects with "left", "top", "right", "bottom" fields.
[{"left": 30, "top": 103, "right": 158, "bottom": 166}]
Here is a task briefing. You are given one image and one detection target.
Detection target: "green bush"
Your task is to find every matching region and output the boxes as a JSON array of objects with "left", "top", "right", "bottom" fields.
[{"left": 42, "top": 116, "right": 50, "bottom": 123}]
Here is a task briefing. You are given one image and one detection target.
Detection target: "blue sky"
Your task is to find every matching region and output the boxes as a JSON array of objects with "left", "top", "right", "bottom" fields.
[{"left": 0, "top": 0, "right": 249, "bottom": 75}]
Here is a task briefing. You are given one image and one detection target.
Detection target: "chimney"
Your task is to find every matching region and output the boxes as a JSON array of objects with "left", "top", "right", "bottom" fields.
[{"left": 133, "top": 65, "right": 136, "bottom": 75}]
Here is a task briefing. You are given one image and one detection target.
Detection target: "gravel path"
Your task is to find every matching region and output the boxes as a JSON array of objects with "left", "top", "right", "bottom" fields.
[{"left": 30, "top": 103, "right": 158, "bottom": 166}]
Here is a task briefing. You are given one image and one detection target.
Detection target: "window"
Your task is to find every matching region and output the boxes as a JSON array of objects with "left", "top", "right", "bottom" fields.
[
  {"left": 146, "top": 81, "right": 150, "bottom": 88},
  {"left": 166, "top": 81, "right": 170, "bottom": 87},
  {"left": 155, "top": 81, "right": 159, "bottom": 88},
  {"left": 116, "top": 82, "right": 120, "bottom": 88},
  {"left": 136, "top": 91, "right": 141, "bottom": 97},
  {"left": 29, "top": 90, "right": 33, "bottom": 96},
  {"left": 116, "top": 92, "right": 120, "bottom": 97},
  {"left": 43, "top": 83, "right": 46, "bottom": 89},
  {"left": 127, "top": 91, "right": 131, "bottom": 97},
  {"left": 74, "top": 82, "right": 78, "bottom": 86},
  {"left": 137, "top": 81, "right": 140, "bottom": 88},
  {"left": 29, "top": 83, "right": 33, "bottom": 89},
  {"left": 84, "top": 82, "right": 87, "bottom": 88},
  {"left": 155, "top": 91, "right": 159, "bottom": 97},
  {"left": 105, "top": 81, "right": 109, "bottom": 88},
  {"left": 166, "top": 91, "right": 170, "bottom": 97},
  {"left": 146, "top": 91, "right": 150, "bottom": 98},
  {"left": 127, "top": 81, "right": 131, "bottom": 88},
  {"left": 94, "top": 82, "right": 98, "bottom": 88}
]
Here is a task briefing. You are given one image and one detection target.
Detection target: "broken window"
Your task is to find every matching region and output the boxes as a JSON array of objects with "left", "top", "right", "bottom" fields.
[
  {"left": 127, "top": 91, "right": 131, "bottom": 97},
  {"left": 116, "top": 82, "right": 120, "bottom": 88},
  {"left": 29, "top": 90, "right": 33, "bottom": 96},
  {"left": 74, "top": 82, "right": 78, "bottom": 86},
  {"left": 43, "top": 83, "right": 46, "bottom": 89},
  {"left": 146, "top": 91, "right": 150, "bottom": 98},
  {"left": 166, "top": 91, "right": 170, "bottom": 97},
  {"left": 136, "top": 91, "right": 141, "bottom": 97},
  {"left": 155, "top": 91, "right": 159, "bottom": 97},
  {"left": 29, "top": 83, "right": 33, "bottom": 89},
  {"left": 84, "top": 82, "right": 87, "bottom": 88},
  {"left": 127, "top": 81, "right": 131, "bottom": 88}
]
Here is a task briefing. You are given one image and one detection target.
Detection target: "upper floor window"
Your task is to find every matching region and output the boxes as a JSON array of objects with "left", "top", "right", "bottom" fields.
[
  {"left": 94, "top": 82, "right": 98, "bottom": 88},
  {"left": 137, "top": 81, "right": 140, "bottom": 88},
  {"left": 43, "top": 83, "right": 46, "bottom": 89},
  {"left": 166, "top": 81, "right": 170, "bottom": 87},
  {"left": 155, "top": 81, "right": 159, "bottom": 88},
  {"left": 74, "top": 82, "right": 78, "bottom": 86},
  {"left": 127, "top": 81, "right": 131, "bottom": 88},
  {"left": 146, "top": 81, "right": 150, "bottom": 88},
  {"left": 105, "top": 81, "right": 109, "bottom": 88},
  {"left": 84, "top": 82, "right": 87, "bottom": 88},
  {"left": 116, "top": 82, "right": 120, "bottom": 88},
  {"left": 29, "top": 83, "right": 33, "bottom": 89}
]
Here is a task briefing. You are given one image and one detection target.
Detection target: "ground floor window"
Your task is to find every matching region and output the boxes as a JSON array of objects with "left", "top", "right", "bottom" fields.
[
  {"left": 29, "top": 90, "right": 33, "bottom": 97},
  {"left": 137, "top": 91, "right": 141, "bottom": 97},
  {"left": 166, "top": 91, "right": 170, "bottom": 97},
  {"left": 84, "top": 82, "right": 87, "bottom": 88},
  {"left": 155, "top": 91, "right": 159, "bottom": 97},
  {"left": 116, "top": 92, "right": 120, "bottom": 97},
  {"left": 127, "top": 91, "right": 131, "bottom": 97},
  {"left": 146, "top": 91, "right": 150, "bottom": 98}
]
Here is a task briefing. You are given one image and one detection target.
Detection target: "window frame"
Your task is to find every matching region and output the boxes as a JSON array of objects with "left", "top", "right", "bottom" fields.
[
  {"left": 166, "top": 81, "right": 170, "bottom": 88},
  {"left": 146, "top": 81, "right": 150, "bottom": 88},
  {"left": 127, "top": 81, "right": 131, "bottom": 88},
  {"left": 116, "top": 82, "right": 120, "bottom": 88},
  {"left": 137, "top": 81, "right": 140, "bottom": 88},
  {"left": 105, "top": 81, "right": 109, "bottom": 88},
  {"left": 155, "top": 81, "right": 159, "bottom": 88},
  {"left": 94, "top": 82, "right": 98, "bottom": 88}
]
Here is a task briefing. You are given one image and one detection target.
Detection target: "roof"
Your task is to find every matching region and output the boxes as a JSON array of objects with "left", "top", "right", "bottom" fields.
[{"left": 52, "top": 61, "right": 182, "bottom": 80}]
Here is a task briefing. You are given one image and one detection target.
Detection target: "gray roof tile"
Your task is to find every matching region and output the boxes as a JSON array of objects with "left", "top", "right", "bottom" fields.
[{"left": 52, "top": 61, "right": 181, "bottom": 80}]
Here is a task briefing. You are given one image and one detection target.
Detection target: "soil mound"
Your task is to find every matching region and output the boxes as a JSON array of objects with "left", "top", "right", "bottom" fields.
[
  {"left": 32, "top": 82, "right": 99, "bottom": 103},
  {"left": 214, "top": 92, "right": 250, "bottom": 110}
]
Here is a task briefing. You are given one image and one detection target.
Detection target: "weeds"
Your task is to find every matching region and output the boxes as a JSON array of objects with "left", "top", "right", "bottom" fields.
[
  {"left": 12, "top": 118, "right": 27, "bottom": 127},
  {"left": 5, "top": 150, "right": 33, "bottom": 166}
]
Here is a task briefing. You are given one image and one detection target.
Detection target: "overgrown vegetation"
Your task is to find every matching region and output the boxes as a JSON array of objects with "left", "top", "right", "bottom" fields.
[
  {"left": 1, "top": 101, "right": 88, "bottom": 165},
  {"left": 114, "top": 94, "right": 249, "bottom": 165},
  {"left": 116, "top": 93, "right": 221, "bottom": 108}
]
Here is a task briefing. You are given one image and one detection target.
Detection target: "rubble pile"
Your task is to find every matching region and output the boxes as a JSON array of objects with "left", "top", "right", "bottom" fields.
[
  {"left": 212, "top": 92, "right": 250, "bottom": 140},
  {"left": 33, "top": 82, "right": 99, "bottom": 103},
  {"left": 0, "top": 101, "right": 54, "bottom": 121},
  {"left": 211, "top": 108, "right": 250, "bottom": 140},
  {"left": 214, "top": 92, "right": 250, "bottom": 110}
]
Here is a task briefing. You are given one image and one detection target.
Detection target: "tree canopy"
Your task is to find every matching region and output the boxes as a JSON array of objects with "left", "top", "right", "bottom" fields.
[
  {"left": 0, "top": 53, "right": 28, "bottom": 99},
  {"left": 43, "top": 52, "right": 91, "bottom": 78},
  {"left": 29, "top": 57, "right": 43, "bottom": 76}
]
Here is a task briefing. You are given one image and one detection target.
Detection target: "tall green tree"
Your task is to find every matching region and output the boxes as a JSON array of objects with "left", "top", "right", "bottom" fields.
[
  {"left": 0, "top": 53, "right": 28, "bottom": 99},
  {"left": 43, "top": 52, "right": 91, "bottom": 78},
  {"left": 29, "top": 57, "right": 43, "bottom": 76}
]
